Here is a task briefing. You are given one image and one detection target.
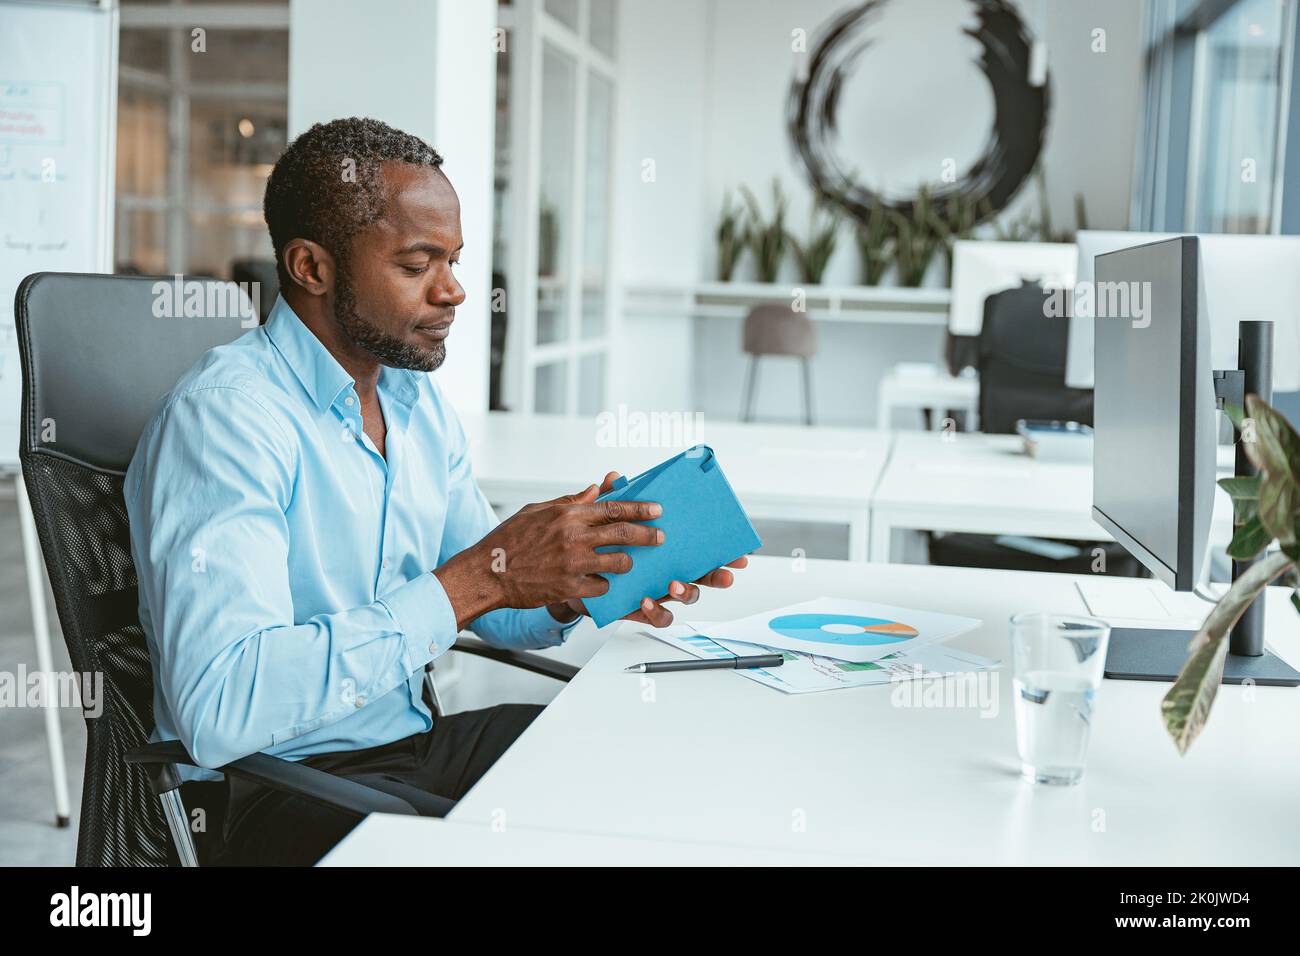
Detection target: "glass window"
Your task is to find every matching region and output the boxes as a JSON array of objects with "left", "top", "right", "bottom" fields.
[
  {"left": 589, "top": 0, "right": 617, "bottom": 58},
  {"left": 1191, "top": 0, "right": 1288, "bottom": 233},
  {"left": 114, "top": 14, "right": 288, "bottom": 277},
  {"left": 545, "top": 0, "right": 579, "bottom": 31},
  {"left": 577, "top": 351, "right": 605, "bottom": 414},
  {"left": 534, "top": 359, "right": 569, "bottom": 413},
  {"left": 537, "top": 43, "right": 577, "bottom": 345},
  {"left": 115, "top": 209, "right": 166, "bottom": 275},
  {"left": 581, "top": 69, "right": 613, "bottom": 339},
  {"left": 115, "top": 89, "right": 168, "bottom": 199}
]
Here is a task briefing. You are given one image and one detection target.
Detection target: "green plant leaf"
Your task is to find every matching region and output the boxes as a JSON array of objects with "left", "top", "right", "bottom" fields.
[
  {"left": 1226, "top": 514, "right": 1271, "bottom": 560},
  {"left": 1218, "top": 475, "right": 1261, "bottom": 525},
  {"left": 1162, "top": 550, "right": 1294, "bottom": 754},
  {"left": 1259, "top": 473, "right": 1299, "bottom": 547},
  {"left": 1242, "top": 395, "right": 1300, "bottom": 487}
]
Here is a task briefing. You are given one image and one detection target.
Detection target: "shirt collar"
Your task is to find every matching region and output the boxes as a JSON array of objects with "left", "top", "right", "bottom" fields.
[{"left": 263, "top": 295, "right": 422, "bottom": 412}]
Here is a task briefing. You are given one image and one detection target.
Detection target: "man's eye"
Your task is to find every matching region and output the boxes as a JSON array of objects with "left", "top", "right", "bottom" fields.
[{"left": 400, "top": 264, "right": 427, "bottom": 275}]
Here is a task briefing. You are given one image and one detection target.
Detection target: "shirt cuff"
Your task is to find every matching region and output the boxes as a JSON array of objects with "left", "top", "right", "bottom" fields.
[
  {"left": 524, "top": 604, "right": 584, "bottom": 648},
  {"left": 377, "top": 571, "right": 460, "bottom": 671}
]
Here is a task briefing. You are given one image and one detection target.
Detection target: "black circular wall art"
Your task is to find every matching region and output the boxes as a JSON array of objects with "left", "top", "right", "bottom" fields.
[{"left": 788, "top": 0, "right": 1050, "bottom": 225}]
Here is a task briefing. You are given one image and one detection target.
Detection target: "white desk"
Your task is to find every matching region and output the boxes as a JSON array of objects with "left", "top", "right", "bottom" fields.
[
  {"left": 460, "top": 412, "right": 891, "bottom": 562},
  {"left": 870, "top": 432, "right": 1238, "bottom": 563},
  {"left": 875, "top": 366, "right": 979, "bottom": 431},
  {"left": 447, "top": 556, "right": 1300, "bottom": 865},
  {"left": 870, "top": 431, "right": 1103, "bottom": 561},
  {"left": 318, "top": 814, "right": 869, "bottom": 866}
]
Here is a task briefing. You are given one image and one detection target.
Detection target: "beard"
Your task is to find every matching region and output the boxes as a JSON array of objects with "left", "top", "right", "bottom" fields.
[{"left": 333, "top": 265, "right": 446, "bottom": 372}]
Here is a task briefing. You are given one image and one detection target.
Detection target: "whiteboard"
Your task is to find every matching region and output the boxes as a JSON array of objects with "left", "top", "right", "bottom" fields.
[{"left": 0, "top": 0, "right": 117, "bottom": 470}]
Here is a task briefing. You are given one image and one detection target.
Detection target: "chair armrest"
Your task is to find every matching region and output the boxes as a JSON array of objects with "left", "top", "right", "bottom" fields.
[
  {"left": 125, "top": 739, "right": 419, "bottom": 817},
  {"left": 451, "top": 635, "right": 578, "bottom": 682}
]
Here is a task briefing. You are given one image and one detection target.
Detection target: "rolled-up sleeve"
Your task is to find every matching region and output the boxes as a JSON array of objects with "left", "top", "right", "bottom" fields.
[{"left": 127, "top": 385, "right": 457, "bottom": 769}]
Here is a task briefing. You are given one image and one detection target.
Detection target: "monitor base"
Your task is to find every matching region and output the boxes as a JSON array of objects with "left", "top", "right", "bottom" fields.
[{"left": 1104, "top": 627, "right": 1300, "bottom": 686}]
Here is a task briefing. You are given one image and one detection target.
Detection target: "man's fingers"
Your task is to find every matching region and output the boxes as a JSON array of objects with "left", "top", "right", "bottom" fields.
[
  {"left": 637, "top": 596, "right": 674, "bottom": 628},
  {"left": 585, "top": 521, "right": 663, "bottom": 549},
  {"left": 692, "top": 567, "right": 734, "bottom": 588},
  {"left": 598, "top": 471, "right": 622, "bottom": 494},
  {"left": 666, "top": 581, "right": 701, "bottom": 605},
  {"left": 576, "top": 498, "right": 662, "bottom": 524},
  {"left": 592, "top": 551, "right": 634, "bottom": 575}
]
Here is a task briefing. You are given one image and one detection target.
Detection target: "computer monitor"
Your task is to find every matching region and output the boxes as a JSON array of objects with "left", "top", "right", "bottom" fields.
[
  {"left": 1067, "top": 230, "right": 1300, "bottom": 391},
  {"left": 948, "top": 239, "right": 1077, "bottom": 336},
  {"left": 1091, "top": 235, "right": 1300, "bottom": 685},
  {"left": 1091, "top": 236, "right": 1215, "bottom": 593}
]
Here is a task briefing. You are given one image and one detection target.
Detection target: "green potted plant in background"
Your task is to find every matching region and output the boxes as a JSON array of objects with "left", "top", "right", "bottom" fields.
[
  {"left": 1163, "top": 395, "right": 1300, "bottom": 754},
  {"left": 934, "top": 191, "right": 980, "bottom": 285},
  {"left": 715, "top": 190, "right": 748, "bottom": 281},
  {"left": 855, "top": 199, "right": 893, "bottom": 286},
  {"left": 789, "top": 197, "right": 840, "bottom": 285},
  {"left": 740, "top": 180, "right": 789, "bottom": 283},
  {"left": 890, "top": 186, "right": 944, "bottom": 287}
]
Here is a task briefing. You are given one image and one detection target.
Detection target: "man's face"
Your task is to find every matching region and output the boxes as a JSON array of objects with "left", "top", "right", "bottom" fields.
[{"left": 333, "top": 162, "right": 466, "bottom": 372}]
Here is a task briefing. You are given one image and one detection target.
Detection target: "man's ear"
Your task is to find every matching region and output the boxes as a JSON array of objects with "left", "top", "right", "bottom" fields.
[{"left": 282, "top": 239, "right": 336, "bottom": 296}]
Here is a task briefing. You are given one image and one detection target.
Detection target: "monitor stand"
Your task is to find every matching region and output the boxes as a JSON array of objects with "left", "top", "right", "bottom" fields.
[
  {"left": 1103, "top": 320, "right": 1300, "bottom": 688},
  {"left": 1104, "top": 627, "right": 1300, "bottom": 686}
]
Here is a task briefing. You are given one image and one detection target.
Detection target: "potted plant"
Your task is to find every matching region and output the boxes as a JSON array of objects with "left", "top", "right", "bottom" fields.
[
  {"left": 933, "top": 191, "right": 980, "bottom": 285},
  {"left": 715, "top": 191, "right": 748, "bottom": 282},
  {"left": 855, "top": 199, "right": 893, "bottom": 286},
  {"left": 789, "top": 197, "right": 840, "bottom": 285},
  {"left": 890, "top": 186, "right": 944, "bottom": 287},
  {"left": 740, "top": 180, "right": 788, "bottom": 284},
  {"left": 1163, "top": 395, "right": 1300, "bottom": 753}
]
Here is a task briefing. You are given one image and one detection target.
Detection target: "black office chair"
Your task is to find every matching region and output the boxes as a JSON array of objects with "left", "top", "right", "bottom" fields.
[
  {"left": 15, "top": 272, "right": 576, "bottom": 867},
  {"left": 928, "top": 281, "right": 1141, "bottom": 577},
  {"left": 229, "top": 257, "right": 279, "bottom": 325}
]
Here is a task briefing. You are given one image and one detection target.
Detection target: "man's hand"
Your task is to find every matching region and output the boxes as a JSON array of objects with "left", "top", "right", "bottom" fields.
[
  {"left": 556, "top": 471, "right": 750, "bottom": 629},
  {"left": 434, "top": 482, "right": 663, "bottom": 629}
]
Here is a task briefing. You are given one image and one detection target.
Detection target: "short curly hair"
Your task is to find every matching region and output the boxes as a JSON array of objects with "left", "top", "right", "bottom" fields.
[{"left": 263, "top": 117, "right": 444, "bottom": 287}]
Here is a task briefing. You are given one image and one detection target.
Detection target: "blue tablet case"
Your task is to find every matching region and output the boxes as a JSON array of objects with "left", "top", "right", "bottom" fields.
[{"left": 583, "top": 445, "right": 762, "bottom": 628}]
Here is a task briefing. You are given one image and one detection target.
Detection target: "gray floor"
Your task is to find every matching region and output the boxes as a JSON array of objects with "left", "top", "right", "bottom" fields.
[{"left": 0, "top": 482, "right": 84, "bottom": 866}]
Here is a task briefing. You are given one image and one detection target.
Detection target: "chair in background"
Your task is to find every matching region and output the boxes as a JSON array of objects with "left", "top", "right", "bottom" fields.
[
  {"left": 15, "top": 272, "right": 575, "bottom": 867},
  {"left": 976, "top": 280, "right": 1093, "bottom": 434},
  {"left": 928, "top": 280, "right": 1141, "bottom": 577},
  {"left": 230, "top": 257, "right": 279, "bottom": 325},
  {"left": 740, "top": 302, "right": 817, "bottom": 425}
]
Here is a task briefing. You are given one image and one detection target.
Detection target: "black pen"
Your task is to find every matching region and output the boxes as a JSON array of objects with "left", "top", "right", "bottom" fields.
[{"left": 623, "top": 654, "right": 784, "bottom": 674}]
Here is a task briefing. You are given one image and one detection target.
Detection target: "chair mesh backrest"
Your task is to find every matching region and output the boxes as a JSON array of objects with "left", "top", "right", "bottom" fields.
[
  {"left": 22, "top": 455, "right": 169, "bottom": 866},
  {"left": 16, "top": 272, "right": 254, "bottom": 866}
]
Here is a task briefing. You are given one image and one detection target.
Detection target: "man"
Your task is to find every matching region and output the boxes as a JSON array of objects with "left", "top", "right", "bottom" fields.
[{"left": 125, "top": 117, "right": 745, "bottom": 865}]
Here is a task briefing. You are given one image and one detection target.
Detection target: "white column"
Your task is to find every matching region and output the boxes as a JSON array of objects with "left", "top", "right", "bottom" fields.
[{"left": 287, "top": 0, "right": 496, "bottom": 414}]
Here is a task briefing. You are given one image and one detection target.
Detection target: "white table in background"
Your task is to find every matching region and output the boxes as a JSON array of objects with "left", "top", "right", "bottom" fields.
[
  {"left": 870, "top": 431, "right": 1237, "bottom": 563},
  {"left": 875, "top": 365, "right": 979, "bottom": 431},
  {"left": 869, "top": 431, "right": 1103, "bottom": 562},
  {"left": 459, "top": 411, "right": 892, "bottom": 562},
  {"left": 317, "top": 814, "right": 869, "bottom": 866},
  {"left": 444, "top": 555, "right": 1300, "bottom": 866}
]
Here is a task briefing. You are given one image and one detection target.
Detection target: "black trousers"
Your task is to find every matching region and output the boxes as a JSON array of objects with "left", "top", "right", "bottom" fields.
[{"left": 181, "top": 703, "right": 542, "bottom": 866}]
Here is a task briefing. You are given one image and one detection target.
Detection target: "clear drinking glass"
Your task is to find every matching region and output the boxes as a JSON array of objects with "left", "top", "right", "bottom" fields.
[{"left": 1009, "top": 613, "right": 1111, "bottom": 785}]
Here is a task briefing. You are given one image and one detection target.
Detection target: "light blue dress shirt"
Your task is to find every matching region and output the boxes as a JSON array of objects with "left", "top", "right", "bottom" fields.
[{"left": 125, "top": 296, "right": 578, "bottom": 775}]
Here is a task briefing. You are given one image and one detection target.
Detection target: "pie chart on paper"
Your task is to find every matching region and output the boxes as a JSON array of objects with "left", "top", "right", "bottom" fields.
[{"left": 768, "top": 613, "right": 919, "bottom": 647}]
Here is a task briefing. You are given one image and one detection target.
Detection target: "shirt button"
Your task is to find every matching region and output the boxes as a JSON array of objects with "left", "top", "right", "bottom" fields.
[
  {"left": 354, "top": 696, "right": 365, "bottom": 708},
  {"left": 382, "top": 558, "right": 391, "bottom": 569},
  {"left": 429, "top": 642, "right": 438, "bottom": 653},
  {"left": 344, "top": 395, "right": 355, "bottom": 406}
]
